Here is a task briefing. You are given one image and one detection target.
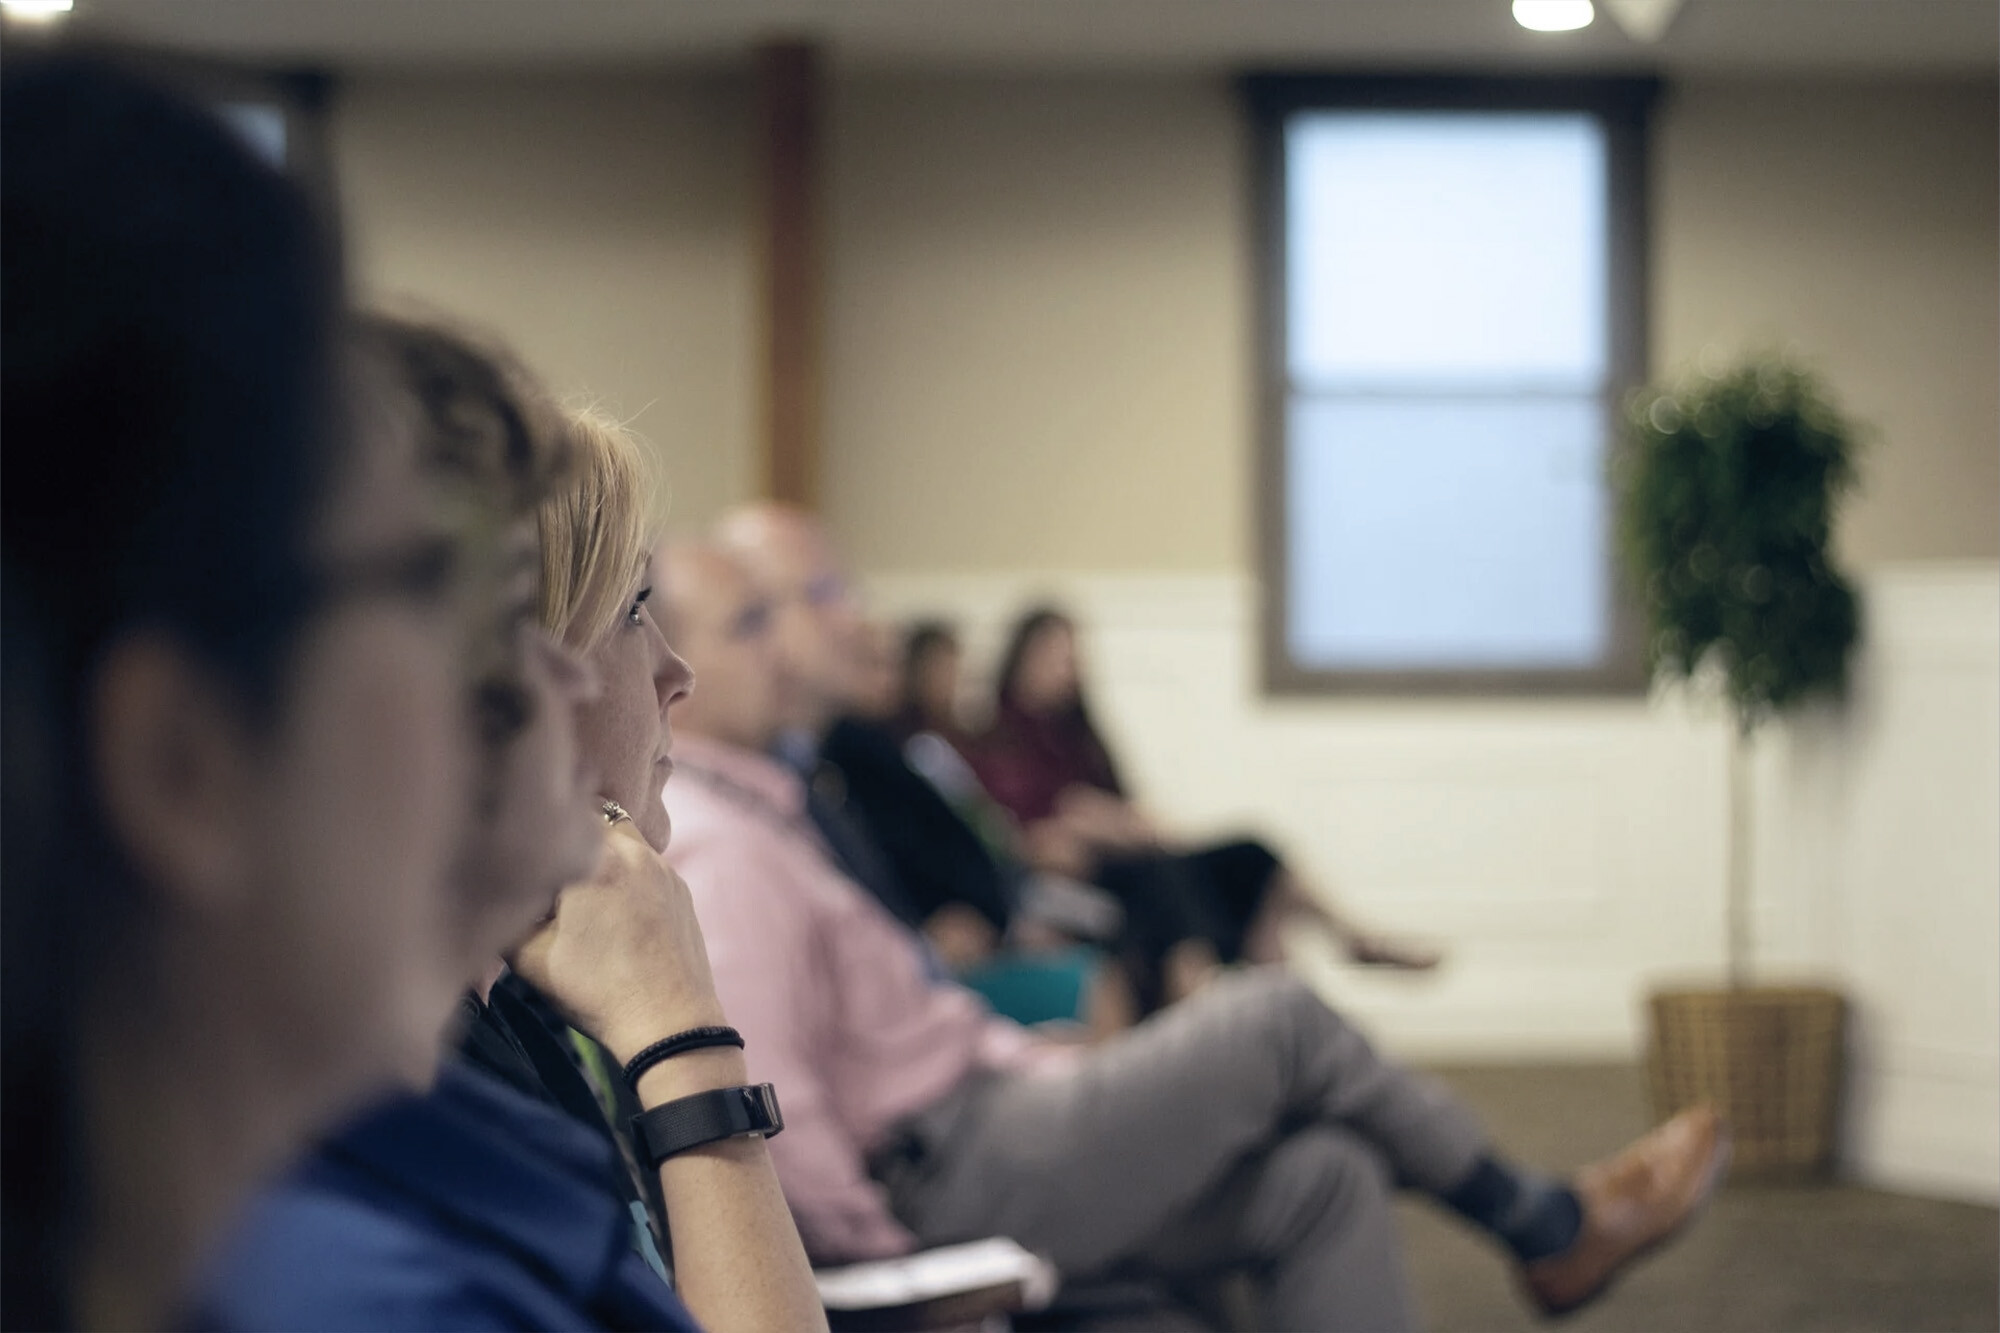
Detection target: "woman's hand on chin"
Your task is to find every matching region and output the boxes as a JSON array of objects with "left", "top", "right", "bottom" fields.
[{"left": 505, "top": 821, "right": 728, "bottom": 1063}]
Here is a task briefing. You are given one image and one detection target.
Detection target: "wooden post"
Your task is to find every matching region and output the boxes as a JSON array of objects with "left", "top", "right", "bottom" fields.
[{"left": 754, "top": 40, "right": 823, "bottom": 507}]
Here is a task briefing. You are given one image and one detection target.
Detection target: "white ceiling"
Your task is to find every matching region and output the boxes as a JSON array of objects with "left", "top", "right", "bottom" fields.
[{"left": 48, "top": 0, "right": 2000, "bottom": 75}]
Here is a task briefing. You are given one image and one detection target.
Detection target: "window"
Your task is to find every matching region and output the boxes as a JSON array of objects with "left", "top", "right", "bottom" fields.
[
  {"left": 217, "top": 101, "right": 290, "bottom": 168},
  {"left": 1247, "top": 77, "right": 1658, "bottom": 694},
  {"left": 137, "top": 55, "right": 336, "bottom": 204},
  {"left": 199, "top": 69, "right": 334, "bottom": 203}
]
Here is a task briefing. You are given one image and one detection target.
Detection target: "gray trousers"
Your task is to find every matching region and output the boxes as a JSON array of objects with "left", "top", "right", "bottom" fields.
[{"left": 874, "top": 969, "right": 1488, "bottom": 1332}]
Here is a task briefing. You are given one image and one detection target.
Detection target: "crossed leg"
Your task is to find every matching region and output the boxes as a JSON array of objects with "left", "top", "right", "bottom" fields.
[{"left": 886, "top": 969, "right": 1484, "bottom": 1331}]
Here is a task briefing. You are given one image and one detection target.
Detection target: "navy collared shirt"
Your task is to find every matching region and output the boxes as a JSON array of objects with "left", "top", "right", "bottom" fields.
[{"left": 195, "top": 1061, "right": 704, "bottom": 1332}]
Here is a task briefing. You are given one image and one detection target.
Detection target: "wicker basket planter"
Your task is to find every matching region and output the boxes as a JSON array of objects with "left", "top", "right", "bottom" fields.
[{"left": 1647, "top": 985, "right": 1846, "bottom": 1181}]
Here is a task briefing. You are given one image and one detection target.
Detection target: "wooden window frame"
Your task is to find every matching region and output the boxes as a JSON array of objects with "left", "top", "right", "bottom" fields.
[{"left": 1245, "top": 73, "right": 1661, "bottom": 697}]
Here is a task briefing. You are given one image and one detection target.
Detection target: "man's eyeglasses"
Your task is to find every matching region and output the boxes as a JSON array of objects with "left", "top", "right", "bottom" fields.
[{"left": 730, "top": 599, "right": 775, "bottom": 642}]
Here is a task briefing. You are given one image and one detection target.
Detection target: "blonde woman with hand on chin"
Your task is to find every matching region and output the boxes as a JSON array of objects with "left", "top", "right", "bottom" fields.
[{"left": 513, "top": 409, "right": 823, "bottom": 1333}]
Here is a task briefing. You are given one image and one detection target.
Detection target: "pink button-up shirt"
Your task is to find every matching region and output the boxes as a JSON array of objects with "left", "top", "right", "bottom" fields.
[{"left": 663, "top": 734, "right": 1055, "bottom": 1262}]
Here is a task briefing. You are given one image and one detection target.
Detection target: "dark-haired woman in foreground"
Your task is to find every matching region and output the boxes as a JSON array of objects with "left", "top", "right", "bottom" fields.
[
  {"left": 3, "top": 57, "right": 479, "bottom": 1329},
  {"left": 974, "top": 607, "right": 1443, "bottom": 1008}
]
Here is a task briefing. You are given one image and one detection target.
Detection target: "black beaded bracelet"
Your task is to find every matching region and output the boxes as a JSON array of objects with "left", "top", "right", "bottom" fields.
[{"left": 622, "top": 1025, "right": 745, "bottom": 1089}]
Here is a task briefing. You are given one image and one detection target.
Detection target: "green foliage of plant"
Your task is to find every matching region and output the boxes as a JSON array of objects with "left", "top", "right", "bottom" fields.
[{"left": 1619, "top": 358, "right": 1864, "bottom": 732}]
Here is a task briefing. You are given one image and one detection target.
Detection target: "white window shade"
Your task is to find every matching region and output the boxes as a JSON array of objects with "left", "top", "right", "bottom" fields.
[
  {"left": 1280, "top": 110, "right": 1615, "bottom": 675},
  {"left": 1287, "top": 397, "right": 1609, "bottom": 669},
  {"left": 1286, "top": 113, "right": 1608, "bottom": 389}
]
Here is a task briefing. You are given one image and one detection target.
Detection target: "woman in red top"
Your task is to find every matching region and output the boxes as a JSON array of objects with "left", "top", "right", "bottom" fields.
[{"left": 972, "top": 607, "right": 1442, "bottom": 1009}]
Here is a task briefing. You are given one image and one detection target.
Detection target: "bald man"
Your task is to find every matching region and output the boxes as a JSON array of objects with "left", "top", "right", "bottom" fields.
[
  {"left": 659, "top": 525, "right": 1727, "bottom": 1330},
  {"left": 714, "top": 506, "right": 1024, "bottom": 955},
  {"left": 712, "top": 505, "right": 868, "bottom": 740},
  {"left": 659, "top": 541, "right": 794, "bottom": 754}
]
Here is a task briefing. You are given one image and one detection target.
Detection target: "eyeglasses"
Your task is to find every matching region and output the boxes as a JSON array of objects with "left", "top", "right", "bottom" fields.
[
  {"left": 799, "top": 573, "right": 850, "bottom": 611},
  {"left": 730, "top": 599, "right": 775, "bottom": 642},
  {"left": 305, "top": 533, "right": 461, "bottom": 612}
]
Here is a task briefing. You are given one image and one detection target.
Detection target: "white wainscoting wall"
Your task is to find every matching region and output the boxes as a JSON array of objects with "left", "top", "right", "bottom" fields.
[
  {"left": 1750, "top": 563, "right": 1999, "bottom": 1202},
  {"left": 863, "top": 562, "right": 1999, "bottom": 1202}
]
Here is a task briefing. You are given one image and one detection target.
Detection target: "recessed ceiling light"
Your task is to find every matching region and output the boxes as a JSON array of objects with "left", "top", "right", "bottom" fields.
[
  {"left": 0, "top": 0, "right": 75, "bottom": 21},
  {"left": 1513, "top": 0, "right": 1595, "bottom": 32}
]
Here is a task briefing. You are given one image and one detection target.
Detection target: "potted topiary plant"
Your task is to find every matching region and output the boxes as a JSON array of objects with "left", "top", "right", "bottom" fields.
[{"left": 1619, "top": 354, "right": 1865, "bottom": 1180}]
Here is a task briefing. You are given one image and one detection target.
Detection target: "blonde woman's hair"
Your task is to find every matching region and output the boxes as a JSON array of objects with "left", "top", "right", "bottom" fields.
[{"left": 537, "top": 409, "right": 664, "bottom": 649}]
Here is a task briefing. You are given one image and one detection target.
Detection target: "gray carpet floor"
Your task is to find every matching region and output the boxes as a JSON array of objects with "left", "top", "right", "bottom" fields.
[{"left": 1399, "top": 1065, "right": 1998, "bottom": 1333}]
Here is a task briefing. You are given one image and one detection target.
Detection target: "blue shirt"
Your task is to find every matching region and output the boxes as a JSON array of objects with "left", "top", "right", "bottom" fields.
[{"left": 195, "top": 1061, "right": 704, "bottom": 1332}]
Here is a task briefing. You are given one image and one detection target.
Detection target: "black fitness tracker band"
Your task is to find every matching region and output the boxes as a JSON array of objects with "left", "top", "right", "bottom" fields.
[
  {"left": 632, "top": 1084, "right": 785, "bottom": 1167},
  {"left": 622, "top": 1025, "right": 745, "bottom": 1090}
]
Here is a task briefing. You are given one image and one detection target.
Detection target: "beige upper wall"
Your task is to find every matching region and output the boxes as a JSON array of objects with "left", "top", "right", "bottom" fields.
[
  {"left": 329, "top": 68, "right": 1997, "bottom": 571},
  {"left": 330, "top": 70, "right": 756, "bottom": 532},
  {"left": 825, "top": 74, "right": 1251, "bottom": 573},
  {"left": 828, "top": 71, "right": 1998, "bottom": 575},
  {"left": 1653, "top": 77, "right": 1999, "bottom": 566}
]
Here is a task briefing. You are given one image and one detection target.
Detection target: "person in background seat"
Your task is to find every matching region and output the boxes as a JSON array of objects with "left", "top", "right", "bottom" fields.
[
  {"left": 974, "top": 604, "right": 1445, "bottom": 1008},
  {"left": 821, "top": 616, "right": 1135, "bottom": 1034}
]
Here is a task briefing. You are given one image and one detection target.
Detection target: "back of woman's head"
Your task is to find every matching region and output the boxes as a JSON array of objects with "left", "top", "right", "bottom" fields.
[
  {"left": 538, "top": 410, "right": 662, "bottom": 650},
  {"left": 356, "top": 313, "right": 570, "bottom": 749},
  {"left": 3, "top": 54, "right": 342, "bottom": 693},
  {"left": 1, "top": 52, "right": 344, "bottom": 1326},
  {"left": 358, "top": 312, "right": 569, "bottom": 527}
]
